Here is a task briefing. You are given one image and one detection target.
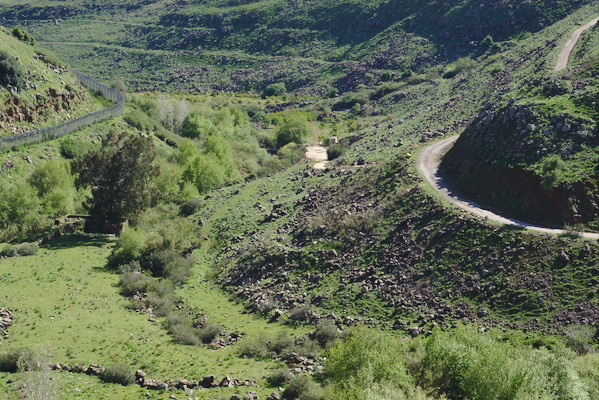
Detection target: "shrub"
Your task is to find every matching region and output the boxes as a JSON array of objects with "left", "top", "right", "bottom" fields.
[
  {"left": 267, "top": 334, "right": 295, "bottom": 355},
  {"left": 325, "top": 327, "right": 415, "bottom": 399},
  {"left": 262, "top": 82, "right": 287, "bottom": 98},
  {"left": 170, "top": 324, "right": 201, "bottom": 346},
  {"left": 123, "top": 110, "right": 162, "bottom": 133},
  {"left": 179, "top": 197, "right": 203, "bottom": 216},
  {"left": 327, "top": 143, "right": 349, "bottom": 160},
  {"left": 59, "top": 138, "right": 95, "bottom": 159},
  {"left": 277, "top": 142, "right": 306, "bottom": 164},
  {"left": 182, "top": 154, "right": 227, "bottom": 194},
  {"left": 119, "top": 271, "right": 152, "bottom": 296},
  {"left": 289, "top": 305, "right": 312, "bottom": 322},
  {"left": 239, "top": 336, "right": 271, "bottom": 359},
  {"left": 313, "top": 322, "right": 340, "bottom": 349},
  {"left": 268, "top": 368, "right": 293, "bottom": 386},
  {"left": 11, "top": 27, "right": 35, "bottom": 45},
  {"left": 370, "top": 82, "right": 404, "bottom": 100},
  {"left": 108, "top": 228, "right": 146, "bottom": 267},
  {"left": 0, "top": 350, "right": 26, "bottom": 372},
  {"left": 199, "top": 323, "right": 223, "bottom": 344},
  {"left": 540, "top": 155, "right": 566, "bottom": 188},
  {"left": 275, "top": 116, "right": 311, "bottom": 149},
  {"left": 100, "top": 363, "right": 135, "bottom": 386},
  {"left": 0, "top": 50, "right": 26, "bottom": 90},
  {"left": 443, "top": 57, "right": 477, "bottom": 79},
  {"left": 246, "top": 105, "right": 266, "bottom": 122},
  {"left": 282, "top": 376, "right": 323, "bottom": 400},
  {"left": 0, "top": 243, "right": 39, "bottom": 257},
  {"left": 325, "top": 86, "right": 339, "bottom": 98},
  {"left": 333, "top": 94, "right": 368, "bottom": 110},
  {"left": 423, "top": 325, "right": 592, "bottom": 400}
]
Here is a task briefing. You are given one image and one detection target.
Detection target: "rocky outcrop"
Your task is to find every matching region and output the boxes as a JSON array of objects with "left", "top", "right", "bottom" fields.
[{"left": 441, "top": 100, "right": 598, "bottom": 227}]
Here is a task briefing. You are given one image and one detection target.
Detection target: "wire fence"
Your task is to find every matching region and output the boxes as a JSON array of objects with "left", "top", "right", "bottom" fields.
[{"left": 0, "top": 71, "right": 125, "bottom": 151}]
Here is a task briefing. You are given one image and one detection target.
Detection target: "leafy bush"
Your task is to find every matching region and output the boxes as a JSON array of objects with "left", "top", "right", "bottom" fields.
[
  {"left": 11, "top": 27, "right": 35, "bottom": 45},
  {"left": 325, "top": 86, "right": 339, "bottom": 98},
  {"left": 423, "top": 325, "right": 592, "bottom": 400},
  {"left": 246, "top": 105, "right": 266, "bottom": 122},
  {"left": 370, "top": 82, "right": 404, "bottom": 100},
  {"left": 540, "top": 155, "right": 566, "bottom": 188},
  {"left": 282, "top": 376, "right": 323, "bottom": 400},
  {"left": 108, "top": 228, "right": 147, "bottom": 267},
  {"left": 268, "top": 368, "right": 293, "bottom": 386},
  {"left": 0, "top": 349, "right": 29, "bottom": 372},
  {"left": 100, "top": 363, "right": 134, "bottom": 386},
  {"left": 199, "top": 323, "right": 223, "bottom": 344},
  {"left": 312, "top": 322, "right": 340, "bottom": 349},
  {"left": 170, "top": 324, "right": 201, "bottom": 346},
  {"left": 275, "top": 116, "right": 311, "bottom": 149},
  {"left": 143, "top": 249, "right": 193, "bottom": 286},
  {"left": 277, "top": 142, "right": 306, "bottom": 164},
  {"left": 443, "top": 58, "right": 477, "bottom": 79},
  {"left": 59, "top": 138, "right": 96, "bottom": 159},
  {"left": 333, "top": 94, "right": 369, "bottom": 110},
  {"left": 119, "top": 271, "right": 152, "bottom": 296},
  {"left": 325, "top": 327, "right": 416, "bottom": 400},
  {"left": 239, "top": 337, "right": 270, "bottom": 359},
  {"left": 179, "top": 197, "right": 203, "bottom": 216},
  {"left": 262, "top": 82, "right": 287, "bottom": 98},
  {"left": 327, "top": 143, "right": 349, "bottom": 160},
  {"left": 0, "top": 243, "right": 39, "bottom": 257},
  {"left": 123, "top": 110, "right": 162, "bottom": 133},
  {"left": 0, "top": 50, "right": 26, "bottom": 90}
]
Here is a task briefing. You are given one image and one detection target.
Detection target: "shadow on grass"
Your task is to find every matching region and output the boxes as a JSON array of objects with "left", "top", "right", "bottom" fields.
[{"left": 41, "top": 234, "right": 114, "bottom": 251}]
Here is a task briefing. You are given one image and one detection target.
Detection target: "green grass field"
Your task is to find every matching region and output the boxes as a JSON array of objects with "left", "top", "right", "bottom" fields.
[{"left": 0, "top": 235, "right": 307, "bottom": 399}]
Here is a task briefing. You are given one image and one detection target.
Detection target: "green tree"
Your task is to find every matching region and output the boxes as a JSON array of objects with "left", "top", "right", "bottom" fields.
[
  {"left": 11, "top": 27, "right": 35, "bottom": 45},
  {"left": 275, "top": 115, "right": 310, "bottom": 149},
  {"left": 182, "top": 154, "right": 226, "bottom": 194},
  {"left": 0, "top": 50, "right": 26, "bottom": 90},
  {"left": 73, "top": 131, "right": 159, "bottom": 224},
  {"left": 262, "top": 82, "right": 287, "bottom": 98},
  {"left": 0, "top": 183, "right": 43, "bottom": 240},
  {"left": 181, "top": 111, "right": 216, "bottom": 139}
]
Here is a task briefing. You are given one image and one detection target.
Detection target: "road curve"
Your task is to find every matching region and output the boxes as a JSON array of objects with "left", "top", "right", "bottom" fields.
[
  {"left": 417, "top": 136, "right": 599, "bottom": 240},
  {"left": 555, "top": 17, "right": 598, "bottom": 71}
]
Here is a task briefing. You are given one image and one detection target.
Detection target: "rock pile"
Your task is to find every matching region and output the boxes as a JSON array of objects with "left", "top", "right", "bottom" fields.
[
  {"left": 0, "top": 308, "right": 14, "bottom": 338},
  {"left": 49, "top": 362, "right": 256, "bottom": 393}
]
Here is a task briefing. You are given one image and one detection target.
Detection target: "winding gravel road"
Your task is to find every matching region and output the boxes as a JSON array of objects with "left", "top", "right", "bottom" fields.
[
  {"left": 417, "top": 17, "right": 599, "bottom": 240},
  {"left": 417, "top": 136, "right": 599, "bottom": 239},
  {"left": 555, "top": 17, "right": 598, "bottom": 71}
]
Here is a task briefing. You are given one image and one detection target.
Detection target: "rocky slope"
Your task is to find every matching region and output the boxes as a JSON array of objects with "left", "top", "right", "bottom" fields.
[{"left": 0, "top": 27, "right": 97, "bottom": 136}]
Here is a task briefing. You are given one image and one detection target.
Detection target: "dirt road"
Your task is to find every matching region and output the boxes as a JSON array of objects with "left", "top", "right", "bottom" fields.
[
  {"left": 417, "top": 136, "right": 599, "bottom": 239},
  {"left": 555, "top": 17, "right": 598, "bottom": 71},
  {"left": 306, "top": 145, "right": 329, "bottom": 169}
]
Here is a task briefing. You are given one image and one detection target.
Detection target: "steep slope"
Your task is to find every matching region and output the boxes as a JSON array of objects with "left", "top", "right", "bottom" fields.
[
  {"left": 0, "top": 27, "right": 104, "bottom": 136},
  {"left": 441, "top": 20, "right": 599, "bottom": 230}
]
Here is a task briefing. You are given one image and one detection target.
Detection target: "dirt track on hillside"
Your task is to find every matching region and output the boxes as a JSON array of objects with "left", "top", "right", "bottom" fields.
[
  {"left": 417, "top": 136, "right": 599, "bottom": 239},
  {"left": 555, "top": 17, "right": 598, "bottom": 71}
]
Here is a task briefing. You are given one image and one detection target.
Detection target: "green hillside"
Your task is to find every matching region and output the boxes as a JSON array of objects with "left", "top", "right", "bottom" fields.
[
  {"left": 0, "top": 0, "right": 594, "bottom": 92},
  {"left": 0, "top": 1, "right": 598, "bottom": 399},
  {"left": 0, "top": 27, "right": 106, "bottom": 136}
]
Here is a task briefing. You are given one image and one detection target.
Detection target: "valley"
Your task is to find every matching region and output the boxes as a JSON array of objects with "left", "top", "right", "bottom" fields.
[{"left": 0, "top": 1, "right": 598, "bottom": 399}]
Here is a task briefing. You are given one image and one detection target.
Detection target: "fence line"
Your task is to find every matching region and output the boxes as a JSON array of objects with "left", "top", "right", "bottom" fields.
[{"left": 0, "top": 71, "right": 125, "bottom": 151}]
